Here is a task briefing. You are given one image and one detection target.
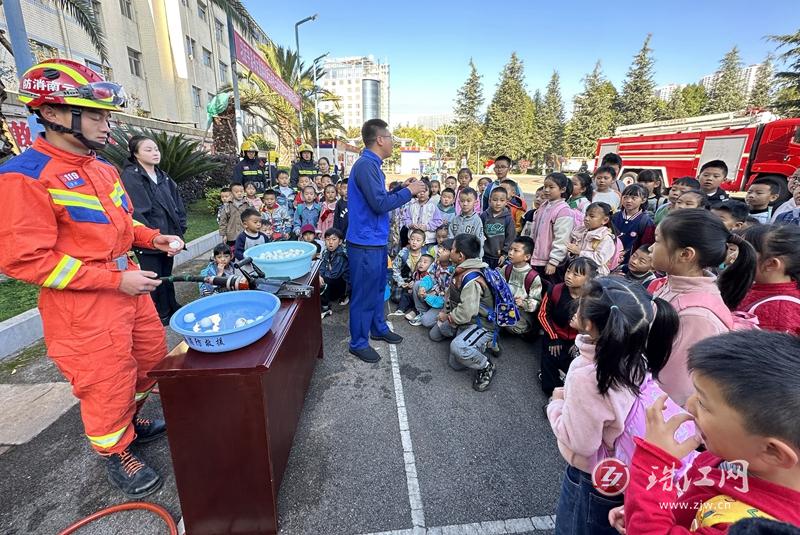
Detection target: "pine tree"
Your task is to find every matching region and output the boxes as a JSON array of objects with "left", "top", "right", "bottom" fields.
[
  {"left": 706, "top": 46, "right": 747, "bottom": 114},
  {"left": 483, "top": 53, "right": 531, "bottom": 160},
  {"left": 681, "top": 83, "right": 708, "bottom": 116},
  {"left": 768, "top": 28, "right": 800, "bottom": 115},
  {"left": 748, "top": 55, "right": 774, "bottom": 109},
  {"left": 452, "top": 59, "right": 485, "bottom": 170},
  {"left": 618, "top": 34, "right": 658, "bottom": 125},
  {"left": 538, "top": 71, "right": 566, "bottom": 162},
  {"left": 664, "top": 87, "right": 689, "bottom": 119},
  {"left": 528, "top": 89, "right": 545, "bottom": 168},
  {"left": 565, "top": 62, "right": 617, "bottom": 157}
]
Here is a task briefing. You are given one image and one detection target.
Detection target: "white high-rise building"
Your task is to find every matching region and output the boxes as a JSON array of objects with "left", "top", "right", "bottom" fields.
[
  {"left": 741, "top": 64, "right": 761, "bottom": 95},
  {"left": 654, "top": 84, "right": 683, "bottom": 101},
  {"left": 318, "top": 56, "right": 390, "bottom": 130},
  {"left": 700, "top": 63, "right": 762, "bottom": 95}
]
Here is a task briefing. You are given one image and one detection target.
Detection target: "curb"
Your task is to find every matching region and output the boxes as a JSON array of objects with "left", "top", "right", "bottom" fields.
[{"left": 0, "top": 231, "right": 221, "bottom": 362}]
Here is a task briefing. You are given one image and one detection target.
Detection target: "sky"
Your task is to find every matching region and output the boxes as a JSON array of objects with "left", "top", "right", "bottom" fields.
[{"left": 242, "top": 0, "right": 798, "bottom": 125}]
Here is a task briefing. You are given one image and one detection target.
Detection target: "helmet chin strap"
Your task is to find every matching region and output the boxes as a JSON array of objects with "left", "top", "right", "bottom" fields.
[{"left": 36, "top": 108, "right": 108, "bottom": 151}]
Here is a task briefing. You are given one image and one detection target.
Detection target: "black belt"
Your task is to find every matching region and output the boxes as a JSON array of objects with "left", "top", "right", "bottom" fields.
[{"left": 346, "top": 242, "right": 386, "bottom": 250}]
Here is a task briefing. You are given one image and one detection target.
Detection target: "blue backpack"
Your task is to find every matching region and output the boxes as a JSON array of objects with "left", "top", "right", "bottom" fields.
[{"left": 460, "top": 268, "right": 521, "bottom": 327}]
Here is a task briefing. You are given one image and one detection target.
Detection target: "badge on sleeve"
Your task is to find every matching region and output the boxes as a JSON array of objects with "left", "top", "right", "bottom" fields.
[{"left": 57, "top": 171, "right": 86, "bottom": 189}]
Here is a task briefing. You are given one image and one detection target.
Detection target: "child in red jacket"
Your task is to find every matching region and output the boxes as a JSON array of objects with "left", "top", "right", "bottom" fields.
[
  {"left": 736, "top": 224, "right": 800, "bottom": 335},
  {"left": 613, "top": 330, "right": 800, "bottom": 534}
]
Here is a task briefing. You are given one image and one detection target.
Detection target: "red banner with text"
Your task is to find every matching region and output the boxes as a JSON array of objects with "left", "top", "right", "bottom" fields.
[{"left": 233, "top": 31, "right": 301, "bottom": 111}]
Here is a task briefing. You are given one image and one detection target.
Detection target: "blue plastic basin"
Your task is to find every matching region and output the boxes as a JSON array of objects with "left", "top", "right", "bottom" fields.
[
  {"left": 169, "top": 290, "right": 281, "bottom": 353},
  {"left": 246, "top": 240, "right": 316, "bottom": 279}
]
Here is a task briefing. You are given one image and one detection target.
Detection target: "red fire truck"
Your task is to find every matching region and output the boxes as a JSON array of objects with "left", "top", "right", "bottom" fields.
[{"left": 595, "top": 110, "right": 800, "bottom": 199}]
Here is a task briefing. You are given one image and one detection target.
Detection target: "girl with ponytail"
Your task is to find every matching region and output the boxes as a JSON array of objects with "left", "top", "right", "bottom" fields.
[
  {"left": 547, "top": 277, "right": 679, "bottom": 535},
  {"left": 649, "top": 209, "right": 757, "bottom": 406}
]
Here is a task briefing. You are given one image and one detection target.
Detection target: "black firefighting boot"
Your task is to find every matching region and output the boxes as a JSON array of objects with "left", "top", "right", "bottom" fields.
[
  {"left": 106, "top": 448, "right": 162, "bottom": 499},
  {"left": 132, "top": 417, "right": 167, "bottom": 444}
]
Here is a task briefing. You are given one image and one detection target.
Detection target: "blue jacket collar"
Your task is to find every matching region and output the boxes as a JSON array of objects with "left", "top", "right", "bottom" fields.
[{"left": 362, "top": 148, "right": 383, "bottom": 164}]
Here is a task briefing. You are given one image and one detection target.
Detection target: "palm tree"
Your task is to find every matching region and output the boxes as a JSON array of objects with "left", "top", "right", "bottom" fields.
[
  {"left": 217, "top": 41, "right": 345, "bottom": 159},
  {"left": 257, "top": 41, "right": 345, "bottom": 143},
  {"left": 0, "top": 0, "right": 107, "bottom": 62}
]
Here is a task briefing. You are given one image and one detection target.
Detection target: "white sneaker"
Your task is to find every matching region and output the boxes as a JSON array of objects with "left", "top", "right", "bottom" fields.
[
  {"left": 387, "top": 309, "right": 406, "bottom": 317},
  {"left": 404, "top": 310, "right": 418, "bottom": 321},
  {"left": 321, "top": 309, "right": 333, "bottom": 319},
  {"left": 338, "top": 296, "right": 350, "bottom": 306}
]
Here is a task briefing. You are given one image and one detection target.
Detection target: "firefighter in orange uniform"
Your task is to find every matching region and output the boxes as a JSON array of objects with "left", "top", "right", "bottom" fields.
[{"left": 0, "top": 59, "right": 183, "bottom": 498}]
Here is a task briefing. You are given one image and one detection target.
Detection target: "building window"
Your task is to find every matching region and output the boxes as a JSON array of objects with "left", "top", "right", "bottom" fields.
[
  {"left": 185, "top": 36, "right": 196, "bottom": 58},
  {"left": 119, "top": 0, "right": 133, "bottom": 19},
  {"left": 197, "top": 0, "right": 207, "bottom": 21},
  {"left": 85, "top": 59, "right": 103, "bottom": 73},
  {"left": 91, "top": 1, "right": 103, "bottom": 30},
  {"left": 202, "top": 48, "right": 212, "bottom": 67},
  {"left": 214, "top": 18, "right": 225, "bottom": 44},
  {"left": 219, "top": 61, "right": 228, "bottom": 83},
  {"left": 127, "top": 47, "right": 142, "bottom": 77},
  {"left": 192, "top": 86, "right": 202, "bottom": 108},
  {"left": 29, "top": 40, "right": 58, "bottom": 63}
]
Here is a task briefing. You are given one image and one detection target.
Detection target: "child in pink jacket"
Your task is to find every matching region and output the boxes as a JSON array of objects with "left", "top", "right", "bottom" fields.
[
  {"left": 529, "top": 173, "right": 576, "bottom": 285},
  {"left": 547, "top": 277, "right": 678, "bottom": 535},
  {"left": 566, "top": 201, "right": 617, "bottom": 276},
  {"left": 650, "top": 209, "right": 757, "bottom": 406}
]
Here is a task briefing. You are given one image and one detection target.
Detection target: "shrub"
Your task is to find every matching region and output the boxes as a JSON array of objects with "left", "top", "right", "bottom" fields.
[
  {"left": 102, "top": 126, "right": 222, "bottom": 183},
  {"left": 177, "top": 176, "right": 209, "bottom": 204},
  {"left": 206, "top": 187, "right": 223, "bottom": 216}
]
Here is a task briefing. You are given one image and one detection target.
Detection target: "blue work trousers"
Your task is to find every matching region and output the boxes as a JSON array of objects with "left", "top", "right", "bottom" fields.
[{"left": 348, "top": 243, "right": 389, "bottom": 350}]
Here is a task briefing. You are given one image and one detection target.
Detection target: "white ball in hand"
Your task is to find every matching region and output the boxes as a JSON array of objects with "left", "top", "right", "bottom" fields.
[{"left": 169, "top": 240, "right": 182, "bottom": 249}]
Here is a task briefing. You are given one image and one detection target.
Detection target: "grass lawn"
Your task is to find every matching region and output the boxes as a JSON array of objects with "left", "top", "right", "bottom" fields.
[
  {"left": 184, "top": 199, "right": 218, "bottom": 242},
  {"left": 0, "top": 279, "right": 40, "bottom": 322}
]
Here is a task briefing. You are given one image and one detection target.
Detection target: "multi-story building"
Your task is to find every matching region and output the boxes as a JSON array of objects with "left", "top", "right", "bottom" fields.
[
  {"left": 0, "top": 0, "right": 270, "bottom": 132},
  {"left": 654, "top": 84, "right": 683, "bottom": 102},
  {"left": 700, "top": 63, "right": 762, "bottom": 96},
  {"left": 318, "top": 56, "right": 390, "bottom": 130}
]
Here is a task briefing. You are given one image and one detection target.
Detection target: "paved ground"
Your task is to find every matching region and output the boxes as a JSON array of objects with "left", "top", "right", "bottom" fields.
[{"left": 0, "top": 247, "right": 565, "bottom": 535}]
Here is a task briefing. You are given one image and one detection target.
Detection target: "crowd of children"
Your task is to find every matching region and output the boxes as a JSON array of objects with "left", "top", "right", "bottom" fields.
[
  {"left": 211, "top": 151, "right": 800, "bottom": 533},
  {"left": 376, "top": 154, "right": 800, "bottom": 533}
]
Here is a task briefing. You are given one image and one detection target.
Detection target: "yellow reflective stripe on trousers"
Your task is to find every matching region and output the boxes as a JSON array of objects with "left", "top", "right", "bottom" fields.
[
  {"left": 48, "top": 188, "right": 105, "bottom": 211},
  {"left": 87, "top": 425, "right": 128, "bottom": 448},
  {"left": 110, "top": 182, "right": 125, "bottom": 207},
  {"left": 42, "top": 254, "right": 82, "bottom": 289},
  {"left": 134, "top": 387, "right": 153, "bottom": 402}
]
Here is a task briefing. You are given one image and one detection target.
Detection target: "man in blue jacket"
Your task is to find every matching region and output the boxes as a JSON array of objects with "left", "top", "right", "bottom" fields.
[{"left": 347, "top": 119, "right": 425, "bottom": 362}]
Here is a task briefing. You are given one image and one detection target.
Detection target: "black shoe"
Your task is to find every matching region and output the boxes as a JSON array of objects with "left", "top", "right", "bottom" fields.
[
  {"left": 370, "top": 330, "right": 403, "bottom": 344},
  {"left": 472, "top": 361, "right": 496, "bottom": 392},
  {"left": 132, "top": 417, "right": 167, "bottom": 444},
  {"left": 349, "top": 346, "right": 381, "bottom": 363},
  {"left": 106, "top": 448, "right": 162, "bottom": 499}
]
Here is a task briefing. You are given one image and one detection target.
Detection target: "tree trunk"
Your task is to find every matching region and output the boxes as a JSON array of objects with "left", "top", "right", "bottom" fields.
[{"left": 212, "top": 99, "right": 237, "bottom": 155}]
